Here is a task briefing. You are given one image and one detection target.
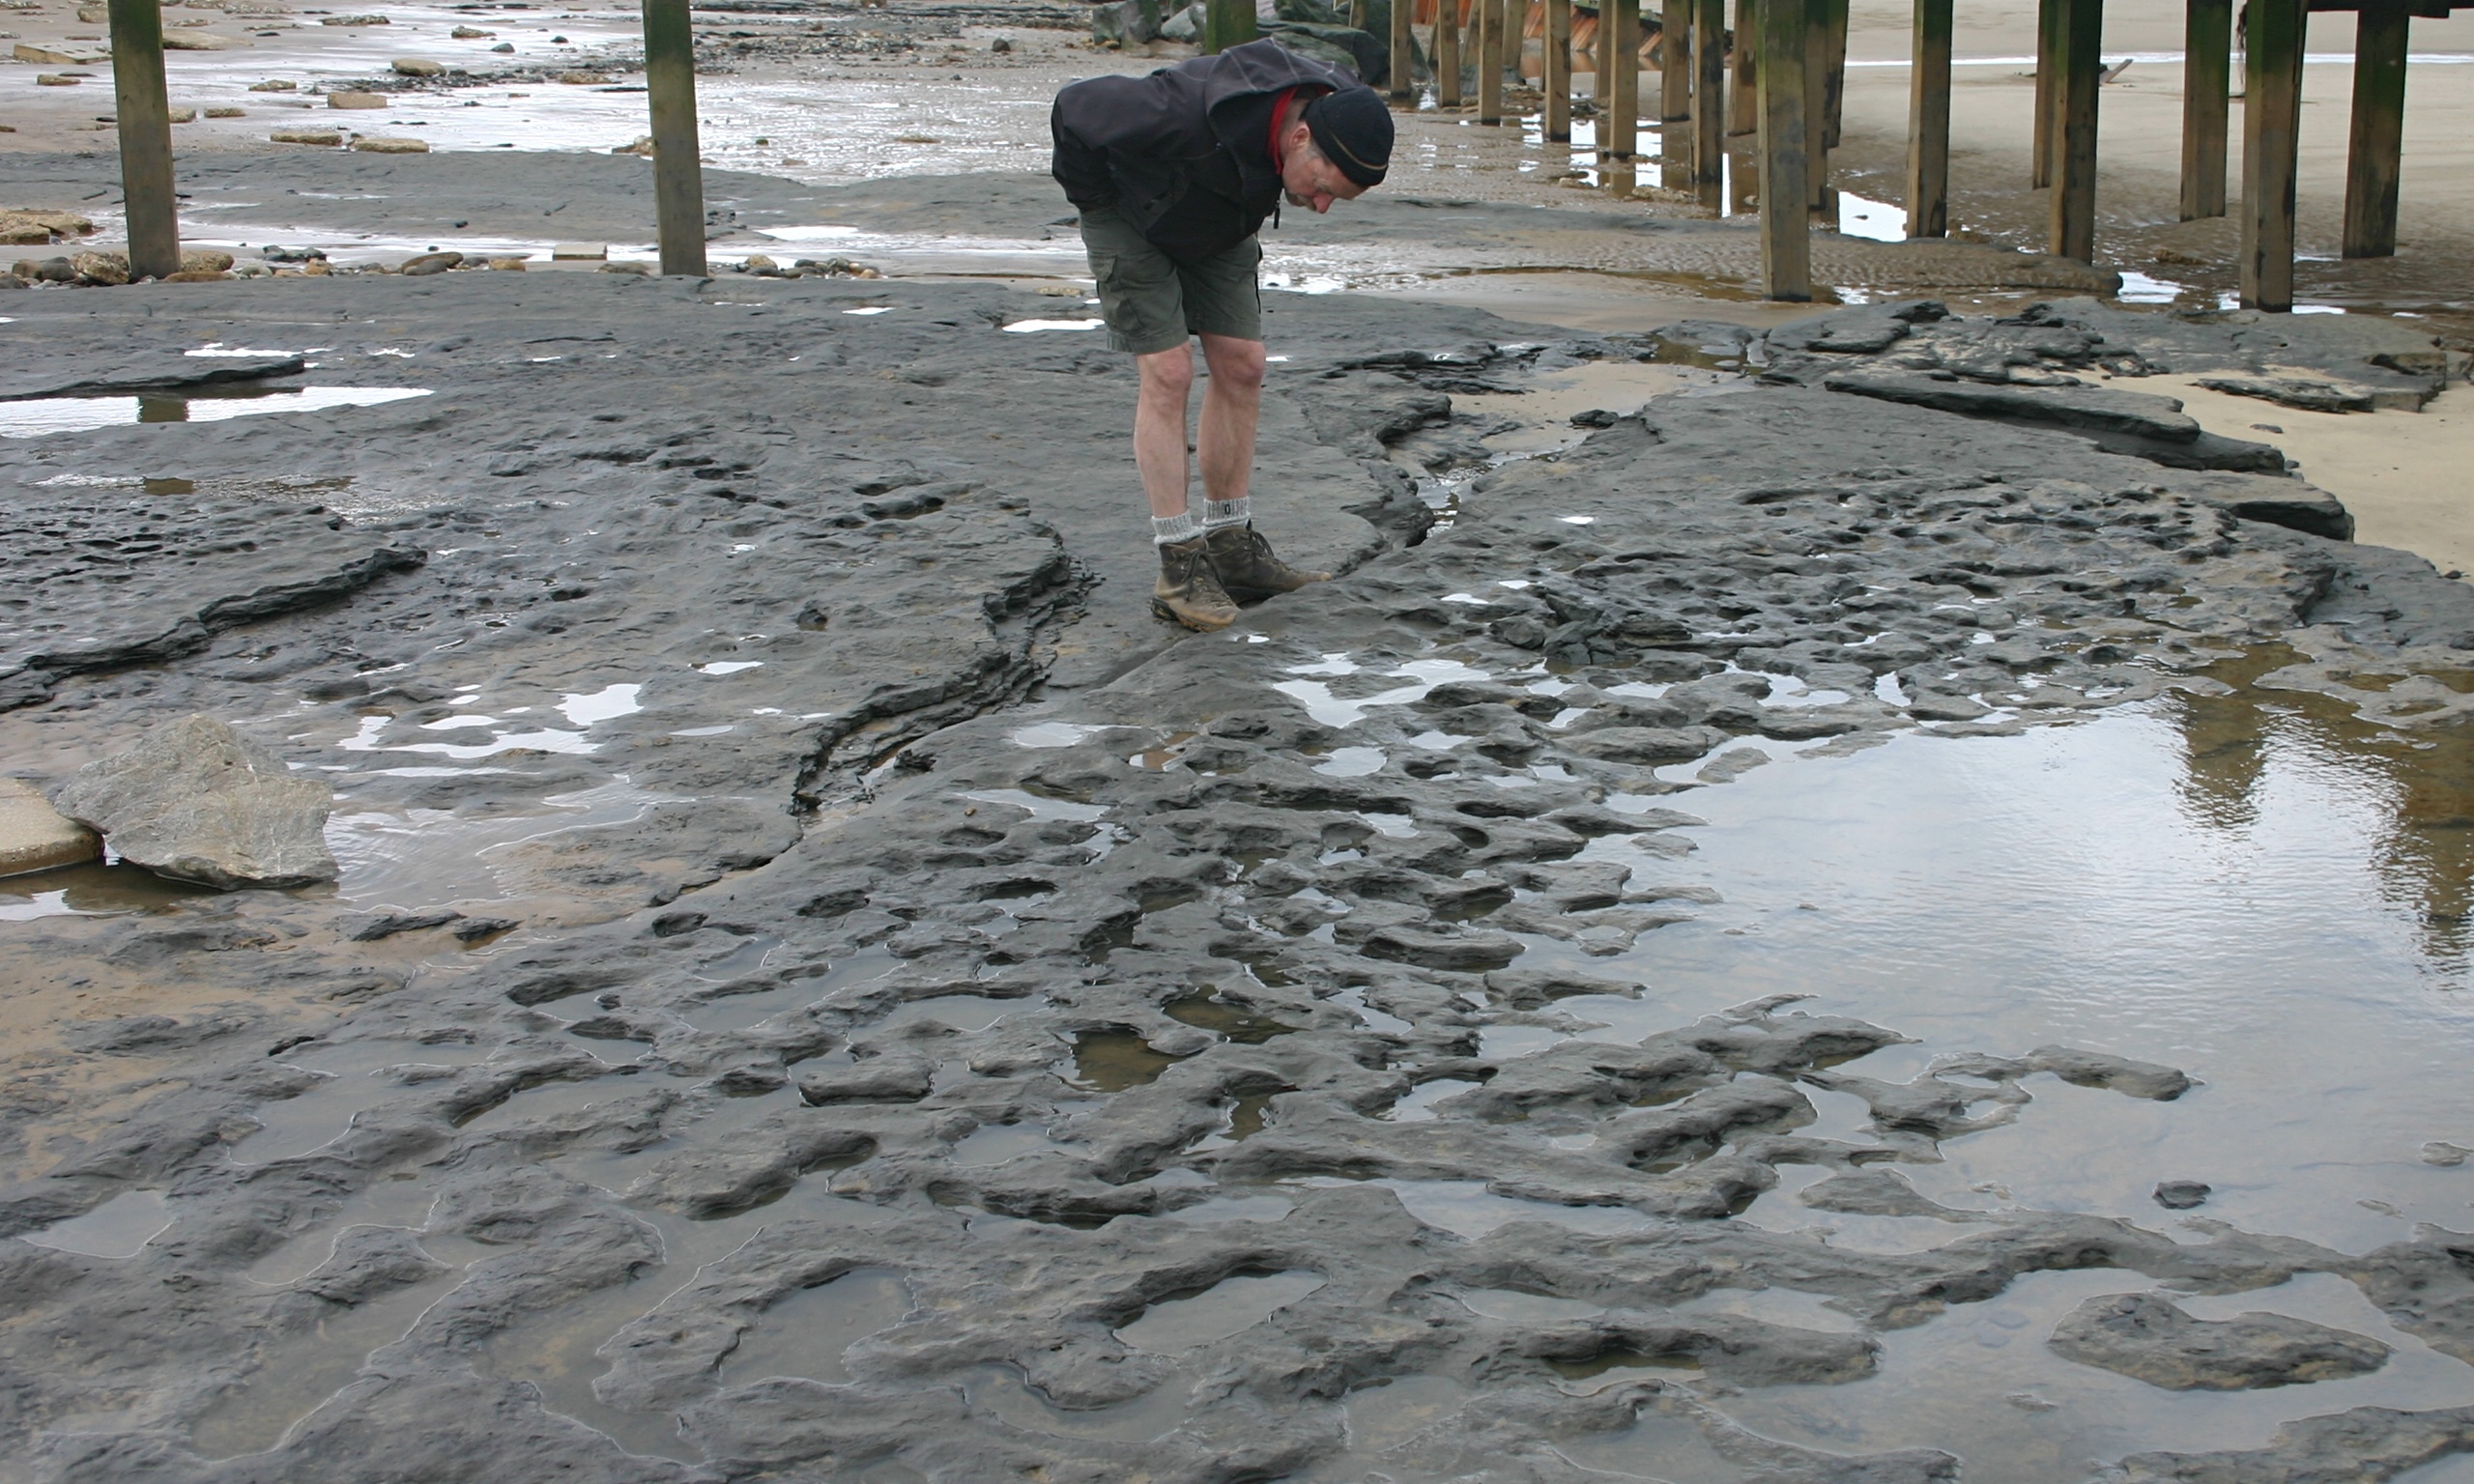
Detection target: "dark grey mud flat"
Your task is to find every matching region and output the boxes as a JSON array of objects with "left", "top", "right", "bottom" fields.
[{"left": 5, "top": 250, "right": 2474, "bottom": 1484}]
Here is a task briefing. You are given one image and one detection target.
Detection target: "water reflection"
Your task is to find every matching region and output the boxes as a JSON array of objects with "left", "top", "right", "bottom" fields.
[{"left": 2174, "top": 646, "right": 2474, "bottom": 978}]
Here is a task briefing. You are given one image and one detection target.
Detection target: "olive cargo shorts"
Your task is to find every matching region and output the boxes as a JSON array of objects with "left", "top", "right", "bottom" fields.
[{"left": 1078, "top": 207, "right": 1264, "bottom": 356}]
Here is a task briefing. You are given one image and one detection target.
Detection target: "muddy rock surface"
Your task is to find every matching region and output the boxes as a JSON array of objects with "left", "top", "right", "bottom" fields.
[{"left": 5, "top": 257, "right": 2474, "bottom": 1484}]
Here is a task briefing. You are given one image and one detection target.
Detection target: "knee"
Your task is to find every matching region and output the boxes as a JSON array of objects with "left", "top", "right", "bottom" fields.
[
  {"left": 1206, "top": 342, "right": 1267, "bottom": 394},
  {"left": 1137, "top": 349, "right": 1194, "bottom": 402}
]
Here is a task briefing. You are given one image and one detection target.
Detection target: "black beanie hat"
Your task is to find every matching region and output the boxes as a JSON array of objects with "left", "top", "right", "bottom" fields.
[{"left": 1304, "top": 87, "right": 1393, "bottom": 188}]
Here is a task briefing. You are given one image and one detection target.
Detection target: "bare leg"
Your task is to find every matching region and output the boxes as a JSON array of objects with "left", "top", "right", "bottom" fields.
[
  {"left": 1195, "top": 333, "right": 1267, "bottom": 509},
  {"left": 1133, "top": 343, "right": 1196, "bottom": 520}
]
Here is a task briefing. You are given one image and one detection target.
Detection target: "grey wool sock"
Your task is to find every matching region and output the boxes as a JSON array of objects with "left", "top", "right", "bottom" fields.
[
  {"left": 1152, "top": 509, "right": 1201, "bottom": 546},
  {"left": 1201, "top": 496, "right": 1251, "bottom": 530}
]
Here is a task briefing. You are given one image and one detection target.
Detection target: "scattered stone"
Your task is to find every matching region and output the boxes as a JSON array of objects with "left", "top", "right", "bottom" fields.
[
  {"left": 351, "top": 136, "right": 431, "bottom": 154},
  {"left": 35, "top": 71, "right": 80, "bottom": 85},
  {"left": 162, "top": 270, "right": 235, "bottom": 283},
  {"left": 389, "top": 56, "right": 443, "bottom": 75},
  {"left": 450, "top": 24, "right": 495, "bottom": 37},
  {"left": 51, "top": 714, "right": 339, "bottom": 889},
  {"left": 2048, "top": 1293, "right": 2391, "bottom": 1390},
  {"left": 270, "top": 128, "right": 343, "bottom": 146},
  {"left": 486, "top": 255, "right": 527, "bottom": 271},
  {"left": 2154, "top": 1180, "right": 2211, "bottom": 1210},
  {"left": 489, "top": 40, "right": 513, "bottom": 51},
  {"left": 556, "top": 70, "right": 607, "bottom": 84},
  {"left": 599, "top": 260, "right": 650, "bottom": 275},
  {"left": 206, "top": 105, "right": 245, "bottom": 117},
  {"left": 2422, "top": 1142, "right": 2472, "bottom": 1167},
  {"left": 160, "top": 31, "right": 237, "bottom": 48},
  {"left": 70, "top": 249, "right": 129, "bottom": 285},
  {"left": 347, "top": 909, "right": 463, "bottom": 941},
  {"left": 166, "top": 106, "right": 198, "bottom": 123},
  {"left": 398, "top": 250, "right": 461, "bottom": 275},
  {"left": 0, "top": 777, "right": 101, "bottom": 877},
  {"left": 2198, "top": 374, "right": 2378, "bottom": 414},
  {"left": 550, "top": 242, "right": 606, "bottom": 261},
  {"left": 15, "top": 42, "right": 105, "bottom": 64},
  {"left": 327, "top": 90, "right": 389, "bottom": 109},
  {"left": 247, "top": 77, "right": 297, "bottom": 90},
  {"left": 611, "top": 134, "right": 654, "bottom": 156},
  {"left": 0, "top": 208, "right": 93, "bottom": 244},
  {"left": 316, "top": 12, "right": 388, "bottom": 21},
  {"left": 991, "top": 34, "right": 1011, "bottom": 49}
]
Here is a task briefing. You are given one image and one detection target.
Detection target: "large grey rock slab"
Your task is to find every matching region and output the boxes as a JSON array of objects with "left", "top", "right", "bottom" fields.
[
  {"left": 2049, "top": 1292, "right": 2391, "bottom": 1390},
  {"left": 0, "top": 352, "right": 304, "bottom": 401},
  {"left": 52, "top": 714, "right": 338, "bottom": 888}
]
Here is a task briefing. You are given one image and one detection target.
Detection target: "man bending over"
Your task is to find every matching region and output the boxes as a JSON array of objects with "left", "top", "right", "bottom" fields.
[{"left": 1050, "top": 39, "right": 1395, "bottom": 632}]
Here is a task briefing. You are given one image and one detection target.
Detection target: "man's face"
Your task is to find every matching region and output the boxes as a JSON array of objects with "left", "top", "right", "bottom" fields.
[{"left": 1280, "top": 126, "right": 1370, "bottom": 214}]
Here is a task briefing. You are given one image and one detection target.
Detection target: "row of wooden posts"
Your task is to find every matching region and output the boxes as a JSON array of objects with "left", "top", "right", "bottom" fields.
[
  {"left": 104, "top": 0, "right": 2420, "bottom": 313},
  {"left": 1324, "top": 0, "right": 2419, "bottom": 310},
  {"left": 102, "top": 0, "right": 712, "bottom": 280}
]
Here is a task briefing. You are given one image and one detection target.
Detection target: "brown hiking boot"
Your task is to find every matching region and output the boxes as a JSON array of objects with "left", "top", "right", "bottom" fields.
[
  {"left": 1152, "top": 535, "right": 1239, "bottom": 632},
  {"left": 1203, "top": 522, "right": 1329, "bottom": 605}
]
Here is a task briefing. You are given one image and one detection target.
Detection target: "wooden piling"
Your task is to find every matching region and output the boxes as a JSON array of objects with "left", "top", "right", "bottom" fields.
[
  {"left": 2048, "top": 0, "right": 2099, "bottom": 263},
  {"left": 2239, "top": 0, "right": 2303, "bottom": 308},
  {"left": 1205, "top": 0, "right": 1258, "bottom": 51},
  {"left": 1435, "top": 0, "right": 1462, "bottom": 107},
  {"left": 2178, "top": 0, "right": 2230, "bottom": 218},
  {"left": 1391, "top": 0, "right": 1415, "bottom": 101},
  {"left": 1661, "top": 0, "right": 1692, "bottom": 177},
  {"left": 1607, "top": 0, "right": 1640, "bottom": 188},
  {"left": 2030, "top": 0, "right": 2058, "bottom": 186},
  {"left": 2343, "top": 0, "right": 2409, "bottom": 258},
  {"left": 106, "top": 0, "right": 179, "bottom": 281},
  {"left": 1905, "top": 0, "right": 1950, "bottom": 238},
  {"left": 1820, "top": 0, "right": 1847, "bottom": 151},
  {"left": 1758, "top": 0, "right": 1810, "bottom": 298},
  {"left": 1693, "top": 0, "right": 1726, "bottom": 206},
  {"left": 1479, "top": 0, "right": 1503, "bottom": 122},
  {"left": 1730, "top": 0, "right": 1758, "bottom": 136},
  {"left": 1544, "top": 0, "right": 1572, "bottom": 138},
  {"left": 642, "top": 0, "right": 705, "bottom": 277},
  {"left": 1802, "top": 0, "right": 1830, "bottom": 214}
]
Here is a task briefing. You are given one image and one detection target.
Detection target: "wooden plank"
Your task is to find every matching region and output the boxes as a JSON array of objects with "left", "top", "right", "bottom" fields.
[
  {"left": 1821, "top": 0, "right": 1847, "bottom": 150},
  {"left": 2343, "top": 0, "right": 2409, "bottom": 256},
  {"left": 2031, "top": 0, "right": 2058, "bottom": 186},
  {"left": 1730, "top": 0, "right": 1759, "bottom": 135},
  {"left": 1905, "top": 0, "right": 1950, "bottom": 238},
  {"left": 1803, "top": 0, "right": 1830, "bottom": 214},
  {"left": 1392, "top": 0, "right": 1416, "bottom": 101},
  {"left": 1608, "top": 0, "right": 1641, "bottom": 187},
  {"left": 1479, "top": 0, "right": 1503, "bottom": 122},
  {"left": 1435, "top": 0, "right": 1461, "bottom": 107},
  {"left": 2240, "top": 0, "right": 2304, "bottom": 309},
  {"left": 1544, "top": 0, "right": 1572, "bottom": 136},
  {"left": 1694, "top": 0, "right": 1726, "bottom": 205},
  {"left": 2179, "top": 0, "right": 2231, "bottom": 218},
  {"left": 106, "top": 0, "right": 179, "bottom": 281},
  {"left": 643, "top": 0, "right": 706, "bottom": 276},
  {"left": 1759, "top": 0, "right": 1810, "bottom": 298},
  {"left": 1662, "top": 0, "right": 1693, "bottom": 174},
  {"left": 2048, "top": 0, "right": 2100, "bottom": 263}
]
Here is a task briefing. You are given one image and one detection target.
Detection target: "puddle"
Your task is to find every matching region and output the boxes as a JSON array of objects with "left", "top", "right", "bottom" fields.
[
  {"left": 0, "top": 386, "right": 433, "bottom": 439},
  {"left": 1455, "top": 1288, "right": 1606, "bottom": 1324},
  {"left": 189, "top": 1261, "right": 462, "bottom": 1458},
  {"left": 883, "top": 992, "right": 1043, "bottom": 1034},
  {"left": 951, "top": 1122, "right": 1087, "bottom": 1168},
  {"left": 1000, "top": 318, "right": 1104, "bottom": 333},
  {"left": 1367, "top": 1179, "right": 1662, "bottom": 1241},
  {"left": 1552, "top": 1409, "right": 1756, "bottom": 1481},
  {"left": 0, "top": 860, "right": 218, "bottom": 921},
  {"left": 16, "top": 1189, "right": 176, "bottom": 1259},
  {"left": 228, "top": 1041, "right": 493, "bottom": 1165},
  {"left": 1274, "top": 657, "right": 1493, "bottom": 728},
  {"left": 1163, "top": 1193, "right": 1294, "bottom": 1224},
  {"left": 1387, "top": 1078, "right": 1483, "bottom": 1123},
  {"left": 1064, "top": 1030, "right": 1186, "bottom": 1094},
  {"left": 1710, "top": 1270, "right": 2474, "bottom": 1483},
  {"left": 722, "top": 1266, "right": 910, "bottom": 1385},
  {"left": 963, "top": 1363, "right": 1196, "bottom": 1442},
  {"left": 1113, "top": 1269, "right": 1327, "bottom": 1355},
  {"left": 962, "top": 788, "right": 1108, "bottom": 824},
  {"left": 1163, "top": 993, "right": 1298, "bottom": 1045},
  {"left": 327, "top": 778, "right": 667, "bottom": 908}
]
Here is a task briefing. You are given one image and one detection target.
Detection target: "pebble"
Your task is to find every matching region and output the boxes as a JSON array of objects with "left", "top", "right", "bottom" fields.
[
  {"left": 270, "top": 128, "right": 343, "bottom": 146},
  {"left": 351, "top": 136, "right": 431, "bottom": 154},
  {"left": 390, "top": 57, "right": 444, "bottom": 76},
  {"left": 327, "top": 91, "right": 389, "bottom": 109}
]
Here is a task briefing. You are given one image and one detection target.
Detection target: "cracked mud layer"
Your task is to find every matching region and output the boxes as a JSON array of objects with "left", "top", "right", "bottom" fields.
[{"left": 7, "top": 242, "right": 2474, "bottom": 1484}]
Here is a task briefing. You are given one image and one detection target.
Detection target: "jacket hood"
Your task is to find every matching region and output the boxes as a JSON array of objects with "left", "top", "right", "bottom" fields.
[{"left": 1195, "top": 38, "right": 1360, "bottom": 147}]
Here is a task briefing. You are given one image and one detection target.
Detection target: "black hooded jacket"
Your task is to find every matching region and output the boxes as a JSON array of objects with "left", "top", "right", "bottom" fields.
[{"left": 1050, "top": 40, "right": 1359, "bottom": 263}]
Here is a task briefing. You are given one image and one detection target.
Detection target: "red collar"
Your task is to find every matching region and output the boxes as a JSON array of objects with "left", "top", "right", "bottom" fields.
[{"left": 1268, "top": 86, "right": 1300, "bottom": 172}]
